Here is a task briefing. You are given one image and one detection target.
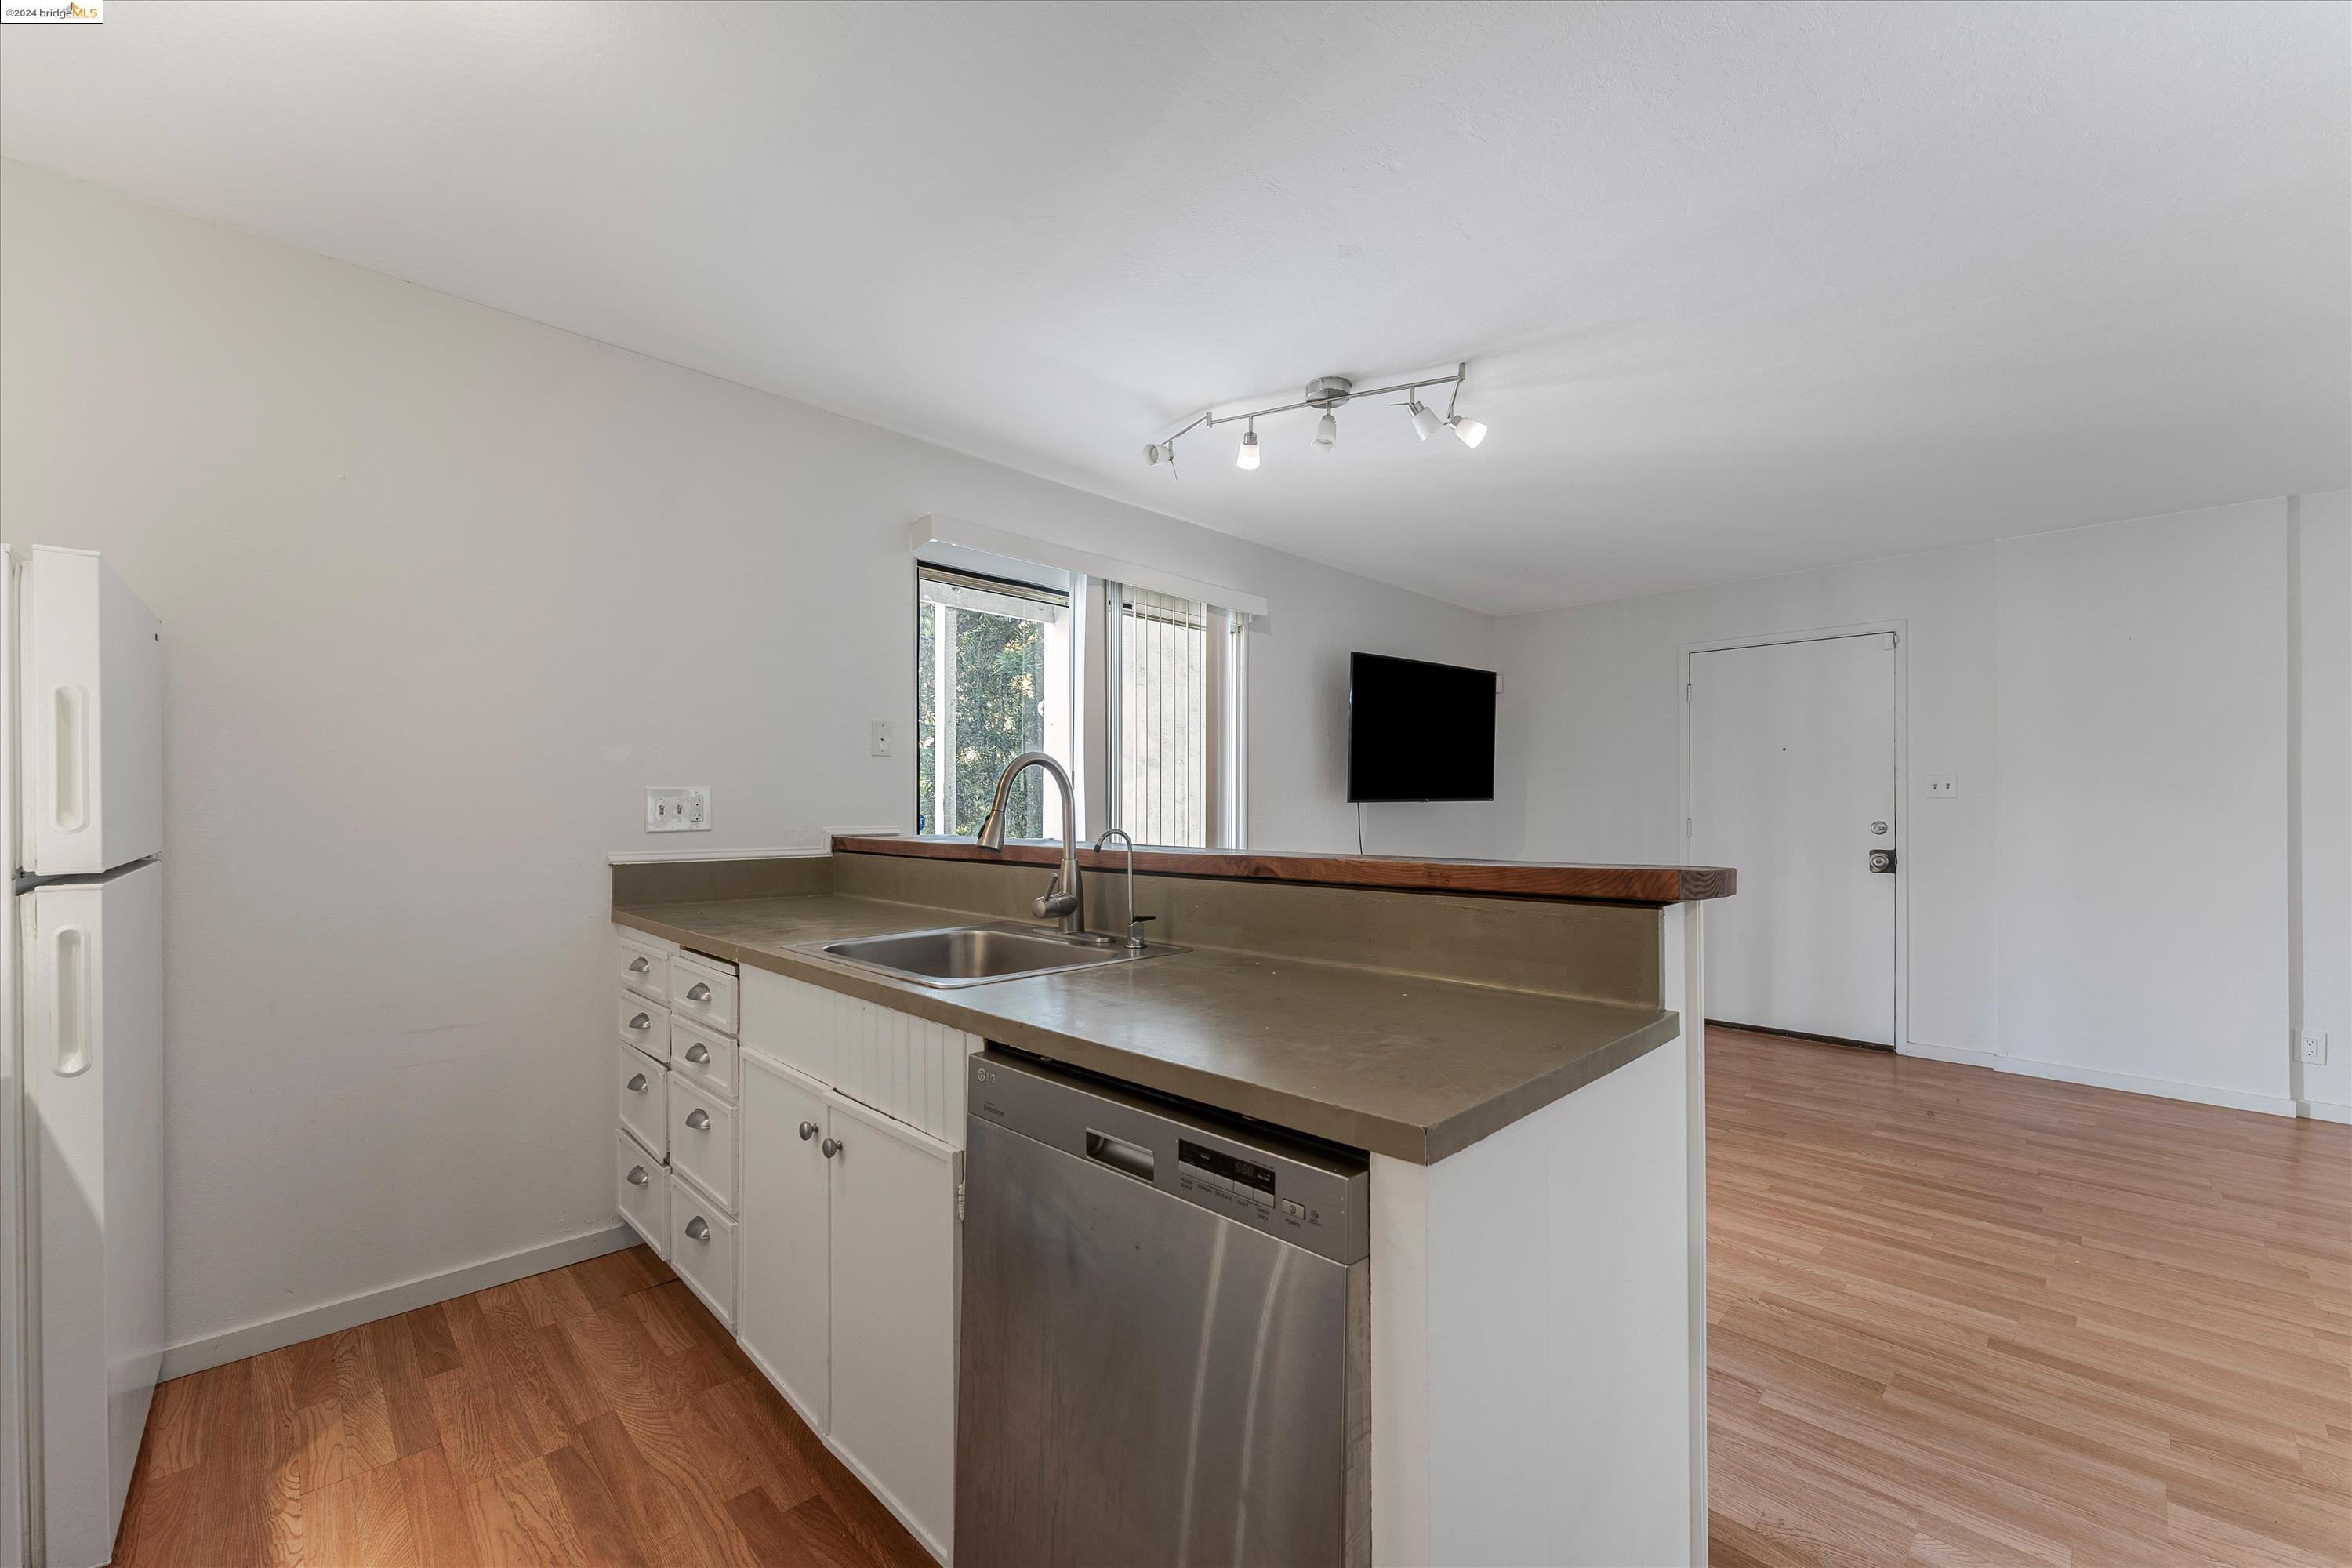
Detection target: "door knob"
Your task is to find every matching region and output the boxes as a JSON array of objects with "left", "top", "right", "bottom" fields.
[
  {"left": 798, "top": 1121, "right": 818, "bottom": 1141},
  {"left": 684, "top": 1216, "right": 710, "bottom": 1242},
  {"left": 1867, "top": 848, "right": 1896, "bottom": 873},
  {"left": 685, "top": 1109, "right": 711, "bottom": 1131},
  {"left": 626, "top": 1165, "right": 649, "bottom": 1186},
  {"left": 821, "top": 1137, "right": 844, "bottom": 1159}
]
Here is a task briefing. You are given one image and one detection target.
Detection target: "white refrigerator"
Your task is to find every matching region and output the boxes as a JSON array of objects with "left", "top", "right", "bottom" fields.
[{"left": 0, "top": 545, "right": 165, "bottom": 1568}]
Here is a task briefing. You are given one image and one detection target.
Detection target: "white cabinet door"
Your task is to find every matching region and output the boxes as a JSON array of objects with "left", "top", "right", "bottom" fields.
[
  {"left": 738, "top": 1051, "right": 832, "bottom": 1432},
  {"left": 826, "top": 1091, "right": 960, "bottom": 1563}
]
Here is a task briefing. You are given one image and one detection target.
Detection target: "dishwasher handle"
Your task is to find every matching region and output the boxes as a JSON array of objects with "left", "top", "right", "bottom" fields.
[{"left": 1084, "top": 1127, "right": 1156, "bottom": 1184}]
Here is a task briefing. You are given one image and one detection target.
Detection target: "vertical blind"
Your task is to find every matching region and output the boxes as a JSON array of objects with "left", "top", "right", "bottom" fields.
[{"left": 1117, "top": 586, "right": 1207, "bottom": 848}]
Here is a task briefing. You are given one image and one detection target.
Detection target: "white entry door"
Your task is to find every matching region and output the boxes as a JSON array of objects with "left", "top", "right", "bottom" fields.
[{"left": 1690, "top": 633, "right": 1896, "bottom": 1046}]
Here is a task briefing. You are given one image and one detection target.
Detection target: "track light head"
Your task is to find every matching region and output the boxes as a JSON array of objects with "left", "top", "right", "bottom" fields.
[
  {"left": 1314, "top": 410, "right": 1338, "bottom": 453},
  {"left": 1446, "top": 414, "right": 1487, "bottom": 449},
  {"left": 1406, "top": 399, "right": 1443, "bottom": 441},
  {"left": 1236, "top": 425, "right": 1260, "bottom": 470},
  {"left": 1143, "top": 441, "right": 1174, "bottom": 466}
]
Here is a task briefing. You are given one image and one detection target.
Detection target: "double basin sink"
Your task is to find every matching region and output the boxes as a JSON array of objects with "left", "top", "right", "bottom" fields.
[{"left": 800, "top": 923, "right": 1178, "bottom": 989}]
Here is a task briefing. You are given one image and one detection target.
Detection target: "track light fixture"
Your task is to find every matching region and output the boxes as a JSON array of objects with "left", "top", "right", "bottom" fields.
[{"left": 1142, "top": 361, "right": 1487, "bottom": 474}]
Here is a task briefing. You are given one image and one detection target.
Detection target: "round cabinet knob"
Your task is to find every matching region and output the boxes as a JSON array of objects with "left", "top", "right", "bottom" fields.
[
  {"left": 684, "top": 1042, "right": 710, "bottom": 1065},
  {"left": 798, "top": 1121, "right": 818, "bottom": 1141},
  {"left": 626, "top": 1165, "right": 649, "bottom": 1186},
  {"left": 626, "top": 1073, "right": 648, "bottom": 1093},
  {"left": 821, "top": 1137, "right": 844, "bottom": 1160},
  {"left": 627, "top": 956, "right": 650, "bottom": 974},
  {"left": 684, "top": 1216, "right": 710, "bottom": 1242},
  {"left": 684, "top": 1109, "right": 711, "bottom": 1131},
  {"left": 686, "top": 982, "right": 713, "bottom": 1004},
  {"left": 628, "top": 1013, "right": 651, "bottom": 1032}
]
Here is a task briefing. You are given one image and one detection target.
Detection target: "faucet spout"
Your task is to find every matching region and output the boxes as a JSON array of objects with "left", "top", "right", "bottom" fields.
[{"left": 973, "top": 751, "right": 1087, "bottom": 938}]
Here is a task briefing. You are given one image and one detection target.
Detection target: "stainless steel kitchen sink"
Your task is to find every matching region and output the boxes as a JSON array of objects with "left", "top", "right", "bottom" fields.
[{"left": 798, "top": 924, "right": 1179, "bottom": 989}]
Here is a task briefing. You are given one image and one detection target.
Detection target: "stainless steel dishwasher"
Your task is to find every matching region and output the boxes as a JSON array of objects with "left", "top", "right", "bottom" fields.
[{"left": 956, "top": 1049, "right": 1370, "bottom": 1568}]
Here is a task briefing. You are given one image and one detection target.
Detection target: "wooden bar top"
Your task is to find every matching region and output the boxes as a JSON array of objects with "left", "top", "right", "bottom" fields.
[{"left": 831, "top": 835, "right": 1733, "bottom": 906}]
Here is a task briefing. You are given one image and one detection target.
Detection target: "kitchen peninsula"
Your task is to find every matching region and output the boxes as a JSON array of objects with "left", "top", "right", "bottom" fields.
[{"left": 609, "top": 835, "right": 1730, "bottom": 1566}]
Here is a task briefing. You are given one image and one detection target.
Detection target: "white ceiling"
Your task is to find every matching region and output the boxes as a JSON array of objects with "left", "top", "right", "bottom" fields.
[{"left": 4, "top": 2, "right": 2345, "bottom": 613}]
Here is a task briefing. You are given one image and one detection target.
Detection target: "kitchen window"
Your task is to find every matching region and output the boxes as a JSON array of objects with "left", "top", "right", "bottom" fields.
[
  {"left": 913, "top": 562, "right": 1243, "bottom": 848},
  {"left": 915, "top": 566, "right": 1074, "bottom": 839}
]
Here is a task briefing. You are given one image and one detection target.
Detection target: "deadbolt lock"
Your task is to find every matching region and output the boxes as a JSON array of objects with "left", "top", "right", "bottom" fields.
[{"left": 1867, "top": 848, "right": 1896, "bottom": 874}]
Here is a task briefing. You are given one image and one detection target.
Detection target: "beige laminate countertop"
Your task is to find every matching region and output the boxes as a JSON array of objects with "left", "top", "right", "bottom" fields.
[{"left": 614, "top": 891, "right": 1680, "bottom": 1163}]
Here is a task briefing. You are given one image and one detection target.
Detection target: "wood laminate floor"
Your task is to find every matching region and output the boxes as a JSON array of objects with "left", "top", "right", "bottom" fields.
[
  {"left": 111, "top": 1246, "right": 931, "bottom": 1568},
  {"left": 112, "top": 1029, "right": 2349, "bottom": 1566},
  {"left": 1707, "top": 1027, "right": 2351, "bottom": 1568}
]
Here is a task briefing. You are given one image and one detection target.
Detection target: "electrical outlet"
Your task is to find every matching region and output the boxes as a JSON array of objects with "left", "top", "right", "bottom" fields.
[
  {"left": 869, "top": 720, "right": 895, "bottom": 758},
  {"left": 646, "top": 786, "right": 711, "bottom": 833},
  {"left": 2300, "top": 1032, "right": 2328, "bottom": 1065},
  {"left": 1925, "top": 774, "right": 1958, "bottom": 798}
]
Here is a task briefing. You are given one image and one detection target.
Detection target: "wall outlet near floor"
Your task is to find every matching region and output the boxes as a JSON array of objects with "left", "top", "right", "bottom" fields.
[
  {"left": 1925, "top": 774, "right": 1958, "bottom": 798},
  {"left": 869, "top": 720, "right": 895, "bottom": 758},
  {"left": 2300, "top": 1032, "right": 2328, "bottom": 1065},
  {"left": 646, "top": 786, "right": 710, "bottom": 833}
]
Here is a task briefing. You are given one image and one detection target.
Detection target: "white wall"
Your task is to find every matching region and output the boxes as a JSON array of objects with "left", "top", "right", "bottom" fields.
[
  {"left": 1994, "top": 502, "right": 2289, "bottom": 1110},
  {"left": 1497, "top": 544, "right": 2001, "bottom": 1058},
  {"left": 0, "top": 160, "right": 1495, "bottom": 1354},
  {"left": 2295, "top": 491, "right": 2351, "bottom": 1115},
  {"left": 1498, "top": 494, "right": 2347, "bottom": 1118}
]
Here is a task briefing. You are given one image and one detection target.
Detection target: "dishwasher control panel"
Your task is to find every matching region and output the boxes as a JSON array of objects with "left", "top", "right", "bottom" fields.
[{"left": 971, "top": 1049, "right": 1367, "bottom": 1265}]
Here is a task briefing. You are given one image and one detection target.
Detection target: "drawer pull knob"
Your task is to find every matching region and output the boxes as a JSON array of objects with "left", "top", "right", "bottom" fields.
[
  {"left": 627, "top": 1073, "right": 649, "bottom": 1093},
  {"left": 626, "top": 1165, "right": 649, "bottom": 1186},
  {"left": 821, "top": 1137, "right": 844, "bottom": 1160},
  {"left": 684, "top": 1216, "right": 710, "bottom": 1242},
  {"left": 627, "top": 956, "right": 650, "bottom": 975},
  {"left": 798, "top": 1120, "right": 818, "bottom": 1141},
  {"left": 686, "top": 982, "right": 713, "bottom": 1004},
  {"left": 684, "top": 1042, "right": 710, "bottom": 1065},
  {"left": 685, "top": 1109, "right": 711, "bottom": 1131},
  {"left": 627, "top": 1013, "right": 651, "bottom": 1032}
]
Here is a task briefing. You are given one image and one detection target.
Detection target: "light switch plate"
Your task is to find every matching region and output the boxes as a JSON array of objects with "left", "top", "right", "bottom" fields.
[
  {"left": 869, "top": 720, "right": 895, "bottom": 758},
  {"left": 2301, "top": 1032, "right": 2328, "bottom": 1065},
  {"left": 1925, "top": 774, "right": 1958, "bottom": 798},
  {"left": 646, "top": 787, "right": 710, "bottom": 833}
]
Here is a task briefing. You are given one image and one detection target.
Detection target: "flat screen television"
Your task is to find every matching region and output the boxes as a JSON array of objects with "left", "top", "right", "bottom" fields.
[{"left": 1347, "top": 652, "right": 1497, "bottom": 802}]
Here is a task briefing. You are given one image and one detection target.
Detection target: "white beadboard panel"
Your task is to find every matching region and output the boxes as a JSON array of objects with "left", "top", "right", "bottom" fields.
[{"left": 740, "top": 967, "right": 981, "bottom": 1146}]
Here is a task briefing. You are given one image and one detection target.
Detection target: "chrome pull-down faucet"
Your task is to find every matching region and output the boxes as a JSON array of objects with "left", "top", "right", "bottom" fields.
[{"left": 973, "top": 751, "right": 1091, "bottom": 940}]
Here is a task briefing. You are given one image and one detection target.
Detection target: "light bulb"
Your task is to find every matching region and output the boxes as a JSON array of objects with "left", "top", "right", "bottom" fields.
[
  {"left": 1314, "top": 411, "right": 1338, "bottom": 452},
  {"left": 1408, "top": 400, "right": 1442, "bottom": 441},
  {"left": 1236, "top": 427, "right": 1260, "bottom": 470},
  {"left": 1447, "top": 414, "right": 1487, "bottom": 448}
]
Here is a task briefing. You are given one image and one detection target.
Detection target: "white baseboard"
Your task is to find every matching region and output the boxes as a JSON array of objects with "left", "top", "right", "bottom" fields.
[
  {"left": 158, "top": 1221, "right": 638, "bottom": 1381},
  {"left": 1993, "top": 1054, "right": 2296, "bottom": 1119},
  {"left": 1899, "top": 1039, "right": 1997, "bottom": 1069},
  {"left": 2297, "top": 1099, "right": 2352, "bottom": 1125}
]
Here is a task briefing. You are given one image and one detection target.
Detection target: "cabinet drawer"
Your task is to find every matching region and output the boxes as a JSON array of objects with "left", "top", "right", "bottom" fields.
[
  {"left": 671, "top": 1017, "right": 738, "bottom": 1102},
  {"left": 615, "top": 934, "right": 670, "bottom": 1004},
  {"left": 616, "top": 1131, "right": 670, "bottom": 1259},
  {"left": 670, "top": 1075, "right": 737, "bottom": 1214},
  {"left": 671, "top": 953, "right": 739, "bottom": 1036},
  {"left": 670, "top": 1176, "right": 738, "bottom": 1328},
  {"left": 617, "top": 1041, "right": 667, "bottom": 1158},
  {"left": 618, "top": 995, "right": 670, "bottom": 1063}
]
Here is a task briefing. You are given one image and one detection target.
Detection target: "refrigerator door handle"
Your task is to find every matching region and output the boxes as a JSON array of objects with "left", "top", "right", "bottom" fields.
[
  {"left": 53, "top": 683, "right": 89, "bottom": 834},
  {"left": 53, "top": 926, "right": 91, "bottom": 1077}
]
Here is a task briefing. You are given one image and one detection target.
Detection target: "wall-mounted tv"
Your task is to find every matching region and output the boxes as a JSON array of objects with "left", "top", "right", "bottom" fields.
[{"left": 1347, "top": 652, "right": 1497, "bottom": 803}]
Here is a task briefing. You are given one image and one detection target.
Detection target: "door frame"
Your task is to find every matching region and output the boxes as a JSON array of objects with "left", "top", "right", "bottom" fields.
[{"left": 1678, "top": 619, "right": 1909, "bottom": 1053}]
